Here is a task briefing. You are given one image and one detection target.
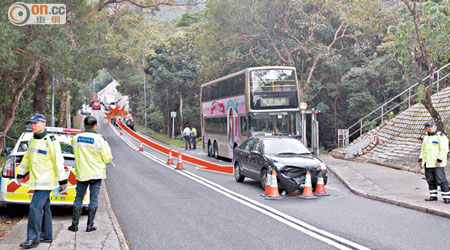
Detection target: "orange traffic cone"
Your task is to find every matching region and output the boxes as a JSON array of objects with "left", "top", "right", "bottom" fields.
[
  {"left": 175, "top": 151, "right": 184, "bottom": 170},
  {"left": 298, "top": 171, "right": 318, "bottom": 200},
  {"left": 167, "top": 149, "right": 174, "bottom": 165},
  {"left": 120, "top": 131, "right": 123, "bottom": 135},
  {"left": 314, "top": 170, "right": 329, "bottom": 196},
  {"left": 260, "top": 167, "right": 272, "bottom": 197},
  {"left": 265, "top": 169, "right": 282, "bottom": 200},
  {"left": 138, "top": 142, "right": 144, "bottom": 152}
]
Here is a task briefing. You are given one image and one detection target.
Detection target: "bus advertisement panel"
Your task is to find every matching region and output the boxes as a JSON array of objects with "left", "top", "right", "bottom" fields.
[{"left": 202, "top": 96, "right": 246, "bottom": 158}]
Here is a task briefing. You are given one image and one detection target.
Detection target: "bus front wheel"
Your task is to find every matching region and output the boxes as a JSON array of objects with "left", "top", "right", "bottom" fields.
[{"left": 207, "top": 141, "right": 212, "bottom": 157}]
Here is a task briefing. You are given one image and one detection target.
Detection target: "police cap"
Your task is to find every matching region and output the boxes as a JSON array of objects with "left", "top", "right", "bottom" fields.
[
  {"left": 28, "top": 113, "right": 46, "bottom": 123},
  {"left": 424, "top": 121, "right": 436, "bottom": 128}
]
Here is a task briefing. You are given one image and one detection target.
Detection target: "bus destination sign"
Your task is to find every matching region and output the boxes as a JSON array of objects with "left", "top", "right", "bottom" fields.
[{"left": 261, "top": 97, "right": 289, "bottom": 107}]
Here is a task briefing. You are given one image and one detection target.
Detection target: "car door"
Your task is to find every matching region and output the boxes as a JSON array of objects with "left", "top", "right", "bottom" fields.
[
  {"left": 247, "top": 140, "right": 264, "bottom": 179},
  {"left": 240, "top": 139, "right": 255, "bottom": 175}
]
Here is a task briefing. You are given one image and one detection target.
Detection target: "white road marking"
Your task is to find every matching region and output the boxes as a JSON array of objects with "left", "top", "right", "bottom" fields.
[{"left": 110, "top": 125, "right": 370, "bottom": 250}]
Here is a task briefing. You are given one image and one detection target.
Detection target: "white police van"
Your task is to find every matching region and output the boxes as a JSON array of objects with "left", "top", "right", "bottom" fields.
[{"left": 0, "top": 127, "right": 89, "bottom": 207}]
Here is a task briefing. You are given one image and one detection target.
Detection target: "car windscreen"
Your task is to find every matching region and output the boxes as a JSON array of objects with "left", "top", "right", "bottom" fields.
[{"left": 263, "top": 139, "right": 310, "bottom": 155}]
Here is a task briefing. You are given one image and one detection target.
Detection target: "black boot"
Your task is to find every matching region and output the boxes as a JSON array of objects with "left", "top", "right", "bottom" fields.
[
  {"left": 19, "top": 240, "right": 39, "bottom": 249},
  {"left": 68, "top": 206, "right": 82, "bottom": 232},
  {"left": 86, "top": 207, "right": 97, "bottom": 232},
  {"left": 424, "top": 197, "right": 438, "bottom": 201}
]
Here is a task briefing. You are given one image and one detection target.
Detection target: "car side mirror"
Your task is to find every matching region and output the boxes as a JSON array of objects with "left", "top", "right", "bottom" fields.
[{"left": 250, "top": 150, "right": 260, "bottom": 155}]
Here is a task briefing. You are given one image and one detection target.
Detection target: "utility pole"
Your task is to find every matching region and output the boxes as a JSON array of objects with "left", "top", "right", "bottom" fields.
[
  {"left": 143, "top": 53, "right": 147, "bottom": 130},
  {"left": 51, "top": 73, "right": 55, "bottom": 127}
]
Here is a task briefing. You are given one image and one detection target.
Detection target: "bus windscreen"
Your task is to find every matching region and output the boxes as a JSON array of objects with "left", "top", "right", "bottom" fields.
[{"left": 250, "top": 69, "right": 298, "bottom": 110}]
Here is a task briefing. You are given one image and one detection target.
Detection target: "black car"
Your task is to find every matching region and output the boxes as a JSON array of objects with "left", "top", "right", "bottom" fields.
[{"left": 233, "top": 137, "right": 327, "bottom": 194}]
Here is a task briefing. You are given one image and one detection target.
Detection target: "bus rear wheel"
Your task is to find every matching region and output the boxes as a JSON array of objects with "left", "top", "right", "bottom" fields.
[{"left": 213, "top": 142, "right": 219, "bottom": 159}]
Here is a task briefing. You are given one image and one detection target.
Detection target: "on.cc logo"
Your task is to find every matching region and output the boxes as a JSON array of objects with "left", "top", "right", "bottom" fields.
[{"left": 8, "top": 2, "right": 30, "bottom": 26}]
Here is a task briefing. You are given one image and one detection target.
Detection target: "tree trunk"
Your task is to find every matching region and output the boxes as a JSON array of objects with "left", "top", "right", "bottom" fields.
[
  {"left": 177, "top": 91, "right": 183, "bottom": 134},
  {"left": 333, "top": 95, "right": 338, "bottom": 143},
  {"left": 58, "top": 92, "right": 68, "bottom": 127},
  {"left": 33, "top": 65, "right": 48, "bottom": 113},
  {"left": 166, "top": 89, "right": 170, "bottom": 136},
  {"left": 422, "top": 69, "right": 444, "bottom": 132},
  {"left": 0, "top": 62, "right": 41, "bottom": 148},
  {"left": 403, "top": 0, "right": 445, "bottom": 132}
]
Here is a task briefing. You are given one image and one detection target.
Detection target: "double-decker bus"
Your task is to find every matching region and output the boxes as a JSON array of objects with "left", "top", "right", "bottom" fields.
[{"left": 201, "top": 66, "right": 302, "bottom": 159}]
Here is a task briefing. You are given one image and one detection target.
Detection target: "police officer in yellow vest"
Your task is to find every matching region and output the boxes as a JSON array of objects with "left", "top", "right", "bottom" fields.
[
  {"left": 17, "top": 113, "right": 68, "bottom": 249},
  {"left": 418, "top": 121, "right": 450, "bottom": 204},
  {"left": 191, "top": 127, "right": 197, "bottom": 150},
  {"left": 68, "top": 116, "right": 112, "bottom": 232}
]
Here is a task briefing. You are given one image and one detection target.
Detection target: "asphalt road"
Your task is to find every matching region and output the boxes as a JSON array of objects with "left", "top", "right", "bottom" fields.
[{"left": 93, "top": 111, "right": 450, "bottom": 250}]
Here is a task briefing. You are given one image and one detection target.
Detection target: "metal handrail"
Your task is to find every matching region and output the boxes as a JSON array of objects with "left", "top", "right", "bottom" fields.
[
  {"left": 344, "top": 62, "right": 450, "bottom": 142},
  {"left": 0, "top": 134, "right": 18, "bottom": 141}
]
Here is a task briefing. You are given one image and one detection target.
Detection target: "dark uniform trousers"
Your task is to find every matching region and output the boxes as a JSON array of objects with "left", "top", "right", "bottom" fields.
[{"left": 425, "top": 167, "right": 450, "bottom": 197}]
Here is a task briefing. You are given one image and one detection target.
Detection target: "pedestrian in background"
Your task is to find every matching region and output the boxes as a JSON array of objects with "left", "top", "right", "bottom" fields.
[
  {"left": 418, "top": 121, "right": 450, "bottom": 204},
  {"left": 183, "top": 124, "right": 191, "bottom": 150},
  {"left": 17, "top": 113, "right": 68, "bottom": 249},
  {"left": 191, "top": 126, "right": 197, "bottom": 150},
  {"left": 68, "top": 116, "right": 113, "bottom": 232}
]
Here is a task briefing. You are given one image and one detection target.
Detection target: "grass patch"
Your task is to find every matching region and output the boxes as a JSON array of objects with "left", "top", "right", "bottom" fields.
[
  {"left": 134, "top": 124, "right": 202, "bottom": 148},
  {"left": 319, "top": 147, "right": 329, "bottom": 155}
]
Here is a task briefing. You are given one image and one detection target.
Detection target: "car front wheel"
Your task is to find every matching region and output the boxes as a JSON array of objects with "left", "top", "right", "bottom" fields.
[
  {"left": 234, "top": 162, "right": 245, "bottom": 182},
  {"left": 260, "top": 169, "right": 269, "bottom": 190}
]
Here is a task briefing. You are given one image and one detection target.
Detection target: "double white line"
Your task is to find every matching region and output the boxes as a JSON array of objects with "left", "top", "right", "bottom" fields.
[{"left": 110, "top": 126, "right": 370, "bottom": 250}]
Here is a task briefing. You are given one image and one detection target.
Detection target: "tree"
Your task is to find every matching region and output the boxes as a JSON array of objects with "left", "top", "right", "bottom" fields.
[
  {"left": 146, "top": 28, "right": 200, "bottom": 133},
  {"left": 202, "top": 0, "right": 383, "bottom": 93},
  {"left": 390, "top": 0, "right": 450, "bottom": 132}
]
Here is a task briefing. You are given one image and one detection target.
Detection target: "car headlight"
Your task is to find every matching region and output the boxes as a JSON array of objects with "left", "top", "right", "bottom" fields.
[
  {"left": 318, "top": 162, "right": 327, "bottom": 171},
  {"left": 273, "top": 162, "right": 285, "bottom": 170}
]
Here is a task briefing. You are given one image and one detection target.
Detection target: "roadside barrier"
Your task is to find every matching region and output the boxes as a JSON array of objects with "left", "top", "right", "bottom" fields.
[
  {"left": 299, "top": 171, "right": 318, "bottom": 200},
  {"left": 117, "top": 121, "right": 233, "bottom": 174},
  {"left": 175, "top": 151, "right": 184, "bottom": 170},
  {"left": 167, "top": 149, "right": 174, "bottom": 165},
  {"left": 314, "top": 170, "right": 329, "bottom": 197},
  {"left": 265, "top": 169, "right": 282, "bottom": 200}
]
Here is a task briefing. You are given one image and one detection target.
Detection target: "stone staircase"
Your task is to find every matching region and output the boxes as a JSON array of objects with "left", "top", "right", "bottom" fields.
[{"left": 331, "top": 86, "right": 450, "bottom": 175}]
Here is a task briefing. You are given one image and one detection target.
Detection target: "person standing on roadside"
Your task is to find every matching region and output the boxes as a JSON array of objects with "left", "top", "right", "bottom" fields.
[
  {"left": 17, "top": 113, "right": 68, "bottom": 249},
  {"left": 191, "top": 126, "right": 197, "bottom": 150},
  {"left": 183, "top": 124, "right": 191, "bottom": 150},
  {"left": 419, "top": 121, "right": 450, "bottom": 204},
  {"left": 68, "top": 116, "right": 113, "bottom": 232}
]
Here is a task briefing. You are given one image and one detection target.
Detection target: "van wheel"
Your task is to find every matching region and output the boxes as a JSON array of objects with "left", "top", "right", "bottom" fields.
[
  {"left": 213, "top": 142, "right": 219, "bottom": 159},
  {"left": 207, "top": 141, "right": 212, "bottom": 157}
]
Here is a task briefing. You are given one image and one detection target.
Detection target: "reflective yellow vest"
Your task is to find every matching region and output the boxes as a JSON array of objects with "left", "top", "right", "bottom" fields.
[
  {"left": 419, "top": 132, "right": 449, "bottom": 168},
  {"left": 72, "top": 131, "right": 112, "bottom": 181},
  {"left": 17, "top": 132, "right": 67, "bottom": 190},
  {"left": 191, "top": 128, "right": 197, "bottom": 137}
]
